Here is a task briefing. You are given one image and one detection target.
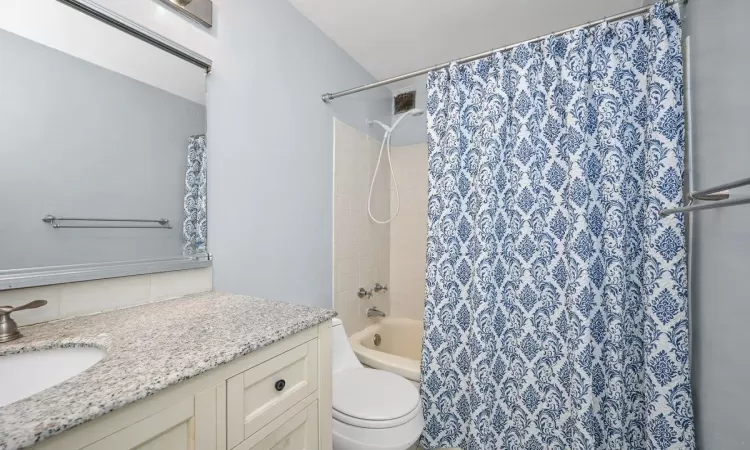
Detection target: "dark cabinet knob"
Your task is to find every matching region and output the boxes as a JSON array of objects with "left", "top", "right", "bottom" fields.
[{"left": 275, "top": 379, "right": 286, "bottom": 392}]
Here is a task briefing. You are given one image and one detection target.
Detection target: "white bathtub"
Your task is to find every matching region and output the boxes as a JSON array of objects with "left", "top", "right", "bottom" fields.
[{"left": 349, "top": 317, "right": 423, "bottom": 387}]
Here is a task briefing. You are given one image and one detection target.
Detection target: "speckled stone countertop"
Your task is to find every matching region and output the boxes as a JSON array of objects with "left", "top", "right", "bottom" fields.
[{"left": 0, "top": 292, "right": 335, "bottom": 450}]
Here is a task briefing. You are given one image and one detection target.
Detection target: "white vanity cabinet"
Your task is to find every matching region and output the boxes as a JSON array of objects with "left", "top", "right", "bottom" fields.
[
  {"left": 33, "top": 321, "right": 332, "bottom": 450},
  {"left": 80, "top": 397, "right": 200, "bottom": 450}
]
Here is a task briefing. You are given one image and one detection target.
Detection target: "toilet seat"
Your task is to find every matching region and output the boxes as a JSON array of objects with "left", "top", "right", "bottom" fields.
[{"left": 333, "top": 368, "right": 420, "bottom": 429}]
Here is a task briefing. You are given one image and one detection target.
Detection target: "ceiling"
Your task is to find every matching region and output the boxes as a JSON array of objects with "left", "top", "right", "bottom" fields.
[{"left": 289, "top": 0, "right": 646, "bottom": 86}]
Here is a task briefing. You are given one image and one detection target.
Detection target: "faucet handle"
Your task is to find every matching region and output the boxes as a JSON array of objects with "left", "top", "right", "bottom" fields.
[
  {"left": 0, "top": 300, "right": 47, "bottom": 343},
  {"left": 374, "top": 283, "right": 388, "bottom": 293},
  {"left": 0, "top": 300, "right": 47, "bottom": 314}
]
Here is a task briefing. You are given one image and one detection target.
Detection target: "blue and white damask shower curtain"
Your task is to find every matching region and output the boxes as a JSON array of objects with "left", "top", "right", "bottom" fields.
[
  {"left": 183, "top": 134, "right": 207, "bottom": 255},
  {"left": 421, "top": 3, "right": 694, "bottom": 449}
]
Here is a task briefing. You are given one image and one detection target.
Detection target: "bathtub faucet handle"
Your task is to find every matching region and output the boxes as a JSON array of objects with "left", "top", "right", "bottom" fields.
[
  {"left": 358, "top": 287, "right": 372, "bottom": 299},
  {"left": 374, "top": 283, "right": 388, "bottom": 293}
]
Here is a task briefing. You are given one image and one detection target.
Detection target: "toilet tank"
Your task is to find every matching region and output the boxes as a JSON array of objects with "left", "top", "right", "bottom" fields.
[{"left": 331, "top": 318, "right": 363, "bottom": 373}]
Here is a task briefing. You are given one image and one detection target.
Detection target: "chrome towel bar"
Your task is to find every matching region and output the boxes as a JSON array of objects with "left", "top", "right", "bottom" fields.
[
  {"left": 42, "top": 215, "right": 172, "bottom": 229},
  {"left": 660, "top": 176, "right": 750, "bottom": 216}
]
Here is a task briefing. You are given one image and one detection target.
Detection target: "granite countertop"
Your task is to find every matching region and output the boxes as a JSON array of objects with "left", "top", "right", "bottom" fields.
[{"left": 0, "top": 291, "right": 336, "bottom": 450}]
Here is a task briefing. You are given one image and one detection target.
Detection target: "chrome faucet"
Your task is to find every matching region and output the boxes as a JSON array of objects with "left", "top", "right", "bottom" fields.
[
  {"left": 374, "top": 283, "right": 388, "bottom": 293},
  {"left": 0, "top": 300, "right": 47, "bottom": 343},
  {"left": 366, "top": 306, "right": 386, "bottom": 318}
]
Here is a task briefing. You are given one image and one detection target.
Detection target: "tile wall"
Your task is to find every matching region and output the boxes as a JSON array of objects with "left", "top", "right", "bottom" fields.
[
  {"left": 333, "top": 119, "right": 390, "bottom": 335},
  {"left": 388, "top": 143, "right": 429, "bottom": 321},
  {"left": 0, "top": 267, "right": 212, "bottom": 326}
]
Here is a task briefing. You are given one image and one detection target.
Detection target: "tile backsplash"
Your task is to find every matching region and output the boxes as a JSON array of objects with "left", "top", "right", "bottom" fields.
[
  {"left": 0, "top": 267, "right": 212, "bottom": 326},
  {"left": 333, "top": 119, "right": 390, "bottom": 335}
]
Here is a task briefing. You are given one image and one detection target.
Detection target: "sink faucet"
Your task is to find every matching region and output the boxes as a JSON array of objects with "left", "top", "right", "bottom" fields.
[
  {"left": 0, "top": 300, "right": 47, "bottom": 343},
  {"left": 366, "top": 306, "right": 386, "bottom": 318}
]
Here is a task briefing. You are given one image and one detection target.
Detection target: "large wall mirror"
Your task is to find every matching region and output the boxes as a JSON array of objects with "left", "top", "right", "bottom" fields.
[{"left": 0, "top": 1, "right": 211, "bottom": 289}]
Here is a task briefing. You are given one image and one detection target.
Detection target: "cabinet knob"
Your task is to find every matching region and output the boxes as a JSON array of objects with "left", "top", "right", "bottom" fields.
[{"left": 274, "top": 379, "right": 286, "bottom": 392}]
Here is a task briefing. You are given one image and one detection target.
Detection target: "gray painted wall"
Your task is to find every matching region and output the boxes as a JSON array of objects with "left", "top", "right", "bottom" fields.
[
  {"left": 206, "top": 0, "right": 391, "bottom": 309},
  {"left": 685, "top": 1, "right": 750, "bottom": 448},
  {"left": 0, "top": 30, "right": 206, "bottom": 270}
]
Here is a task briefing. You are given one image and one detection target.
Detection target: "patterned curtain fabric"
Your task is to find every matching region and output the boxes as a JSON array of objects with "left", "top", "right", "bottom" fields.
[
  {"left": 183, "top": 135, "right": 207, "bottom": 256},
  {"left": 421, "top": 3, "right": 693, "bottom": 449}
]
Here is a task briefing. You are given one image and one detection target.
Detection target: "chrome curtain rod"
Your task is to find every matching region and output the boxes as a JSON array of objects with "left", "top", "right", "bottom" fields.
[
  {"left": 42, "top": 215, "right": 173, "bottom": 229},
  {"left": 661, "top": 177, "right": 750, "bottom": 216},
  {"left": 321, "top": 0, "right": 686, "bottom": 103}
]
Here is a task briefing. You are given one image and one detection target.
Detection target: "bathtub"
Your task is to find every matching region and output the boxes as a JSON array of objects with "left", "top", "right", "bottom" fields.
[{"left": 349, "top": 317, "right": 423, "bottom": 387}]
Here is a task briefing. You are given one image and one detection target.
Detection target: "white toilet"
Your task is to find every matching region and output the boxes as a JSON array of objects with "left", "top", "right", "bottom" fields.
[{"left": 331, "top": 318, "right": 424, "bottom": 450}]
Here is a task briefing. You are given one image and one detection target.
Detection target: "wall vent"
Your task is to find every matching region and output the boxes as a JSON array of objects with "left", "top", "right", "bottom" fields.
[{"left": 394, "top": 91, "right": 416, "bottom": 115}]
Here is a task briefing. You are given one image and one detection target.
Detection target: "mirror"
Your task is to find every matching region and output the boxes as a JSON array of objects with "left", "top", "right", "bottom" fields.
[{"left": 0, "top": 25, "right": 208, "bottom": 287}]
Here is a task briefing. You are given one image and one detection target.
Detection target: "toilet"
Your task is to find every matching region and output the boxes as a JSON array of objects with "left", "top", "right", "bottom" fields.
[{"left": 331, "top": 318, "right": 424, "bottom": 450}]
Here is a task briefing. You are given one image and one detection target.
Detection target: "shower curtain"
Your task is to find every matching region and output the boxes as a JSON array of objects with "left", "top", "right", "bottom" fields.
[
  {"left": 420, "top": 3, "right": 694, "bottom": 449},
  {"left": 183, "top": 134, "right": 207, "bottom": 255}
]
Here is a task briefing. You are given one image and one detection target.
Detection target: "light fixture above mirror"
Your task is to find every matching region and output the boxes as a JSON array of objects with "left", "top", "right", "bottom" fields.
[{"left": 158, "top": 0, "right": 213, "bottom": 28}]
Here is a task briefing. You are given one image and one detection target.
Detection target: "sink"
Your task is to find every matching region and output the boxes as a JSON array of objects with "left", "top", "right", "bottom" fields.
[{"left": 0, "top": 347, "right": 106, "bottom": 407}]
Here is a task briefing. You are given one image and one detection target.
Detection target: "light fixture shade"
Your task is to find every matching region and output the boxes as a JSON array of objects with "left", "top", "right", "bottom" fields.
[{"left": 158, "top": 0, "right": 212, "bottom": 28}]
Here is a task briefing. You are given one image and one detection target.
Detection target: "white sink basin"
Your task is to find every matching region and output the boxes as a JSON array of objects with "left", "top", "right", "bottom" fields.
[{"left": 0, "top": 347, "right": 106, "bottom": 407}]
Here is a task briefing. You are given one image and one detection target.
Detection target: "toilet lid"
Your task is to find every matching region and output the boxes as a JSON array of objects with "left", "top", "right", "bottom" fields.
[{"left": 333, "top": 368, "right": 420, "bottom": 427}]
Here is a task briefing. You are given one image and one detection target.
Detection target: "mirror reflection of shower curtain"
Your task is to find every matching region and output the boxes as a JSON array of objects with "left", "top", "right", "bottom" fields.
[
  {"left": 420, "top": 3, "right": 694, "bottom": 449},
  {"left": 183, "top": 135, "right": 207, "bottom": 256}
]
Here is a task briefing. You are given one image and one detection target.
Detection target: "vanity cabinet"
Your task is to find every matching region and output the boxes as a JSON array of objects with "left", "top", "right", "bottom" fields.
[
  {"left": 232, "top": 400, "right": 319, "bottom": 450},
  {"left": 81, "top": 397, "right": 199, "bottom": 450},
  {"left": 33, "top": 321, "right": 332, "bottom": 450},
  {"left": 227, "top": 338, "right": 319, "bottom": 448}
]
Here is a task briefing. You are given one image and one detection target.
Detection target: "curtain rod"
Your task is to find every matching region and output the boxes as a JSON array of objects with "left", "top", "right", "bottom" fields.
[{"left": 321, "top": 0, "right": 686, "bottom": 103}]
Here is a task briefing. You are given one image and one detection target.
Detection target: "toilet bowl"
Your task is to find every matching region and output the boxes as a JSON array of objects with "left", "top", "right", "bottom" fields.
[{"left": 331, "top": 318, "right": 423, "bottom": 450}]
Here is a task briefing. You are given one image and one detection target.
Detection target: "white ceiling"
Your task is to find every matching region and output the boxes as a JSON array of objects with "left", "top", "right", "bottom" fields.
[{"left": 290, "top": 0, "right": 645, "bottom": 85}]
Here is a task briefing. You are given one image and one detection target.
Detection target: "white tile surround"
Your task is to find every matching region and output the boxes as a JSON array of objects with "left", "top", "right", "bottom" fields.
[
  {"left": 333, "top": 119, "right": 390, "bottom": 335},
  {"left": 389, "top": 143, "right": 428, "bottom": 321},
  {"left": 333, "top": 116, "right": 429, "bottom": 329},
  {"left": 0, "top": 267, "right": 212, "bottom": 327}
]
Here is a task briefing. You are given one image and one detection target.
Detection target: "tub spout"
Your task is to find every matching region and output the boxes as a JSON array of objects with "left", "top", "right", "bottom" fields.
[{"left": 366, "top": 306, "right": 386, "bottom": 318}]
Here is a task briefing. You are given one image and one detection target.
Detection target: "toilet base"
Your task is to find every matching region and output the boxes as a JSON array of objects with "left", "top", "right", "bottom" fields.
[{"left": 332, "top": 411, "right": 424, "bottom": 450}]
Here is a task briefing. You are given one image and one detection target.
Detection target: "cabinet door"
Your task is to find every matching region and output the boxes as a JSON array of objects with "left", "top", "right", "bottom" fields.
[
  {"left": 81, "top": 391, "right": 219, "bottom": 450},
  {"left": 83, "top": 398, "right": 195, "bottom": 450},
  {"left": 195, "top": 385, "right": 221, "bottom": 450}
]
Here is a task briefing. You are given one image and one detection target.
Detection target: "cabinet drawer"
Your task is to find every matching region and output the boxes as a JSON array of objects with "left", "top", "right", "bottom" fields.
[
  {"left": 227, "top": 339, "right": 319, "bottom": 448},
  {"left": 234, "top": 400, "right": 318, "bottom": 450}
]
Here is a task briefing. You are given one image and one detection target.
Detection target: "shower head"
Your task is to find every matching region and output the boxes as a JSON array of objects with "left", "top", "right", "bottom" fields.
[
  {"left": 366, "top": 108, "right": 424, "bottom": 133},
  {"left": 391, "top": 108, "right": 424, "bottom": 130}
]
